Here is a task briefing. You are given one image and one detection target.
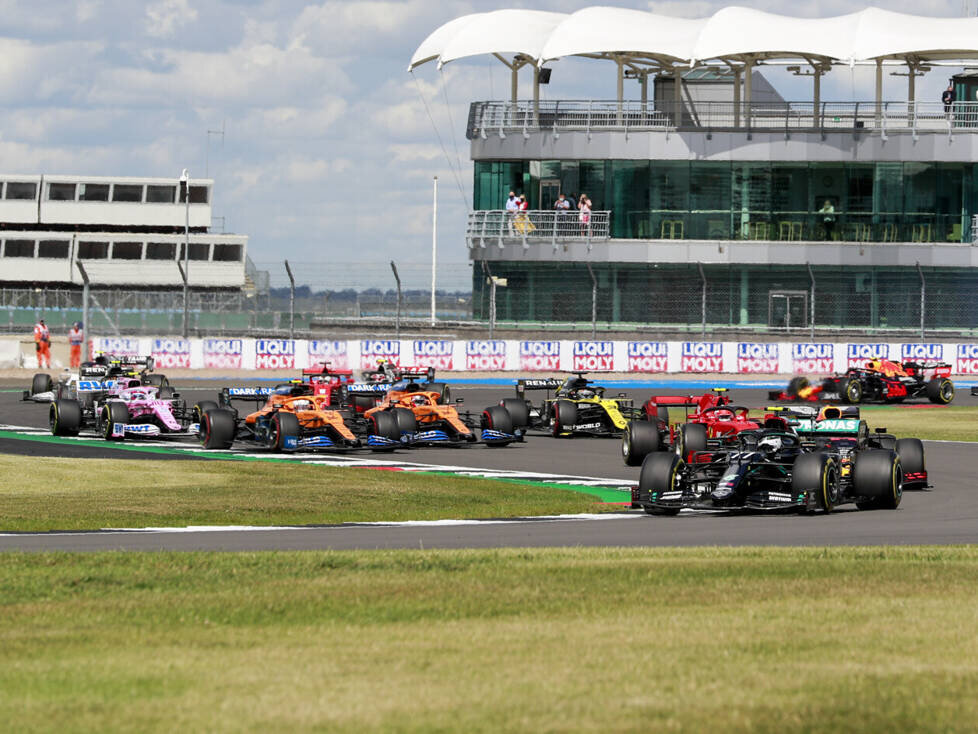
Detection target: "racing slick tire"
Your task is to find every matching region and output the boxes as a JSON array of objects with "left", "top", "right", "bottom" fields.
[
  {"left": 853, "top": 450, "right": 903, "bottom": 510},
  {"left": 622, "top": 420, "right": 661, "bottom": 467},
  {"left": 481, "top": 405, "right": 514, "bottom": 445},
  {"left": 192, "top": 401, "right": 219, "bottom": 424},
  {"left": 369, "top": 411, "right": 401, "bottom": 441},
  {"left": 792, "top": 452, "right": 841, "bottom": 513},
  {"left": 551, "top": 400, "right": 577, "bottom": 438},
  {"left": 101, "top": 401, "right": 130, "bottom": 441},
  {"left": 50, "top": 399, "right": 82, "bottom": 436},
  {"left": 31, "top": 373, "right": 52, "bottom": 396},
  {"left": 200, "top": 408, "right": 235, "bottom": 450},
  {"left": 500, "top": 398, "right": 530, "bottom": 429},
  {"left": 787, "top": 376, "right": 810, "bottom": 399},
  {"left": 926, "top": 378, "right": 954, "bottom": 405},
  {"left": 269, "top": 411, "right": 300, "bottom": 451},
  {"left": 351, "top": 395, "right": 377, "bottom": 413},
  {"left": 844, "top": 378, "right": 863, "bottom": 404},
  {"left": 655, "top": 405, "right": 670, "bottom": 425},
  {"left": 638, "top": 452, "right": 684, "bottom": 516},
  {"left": 392, "top": 408, "right": 418, "bottom": 435},
  {"left": 426, "top": 382, "right": 452, "bottom": 405},
  {"left": 675, "top": 423, "right": 708, "bottom": 461},
  {"left": 895, "top": 438, "right": 926, "bottom": 489}
]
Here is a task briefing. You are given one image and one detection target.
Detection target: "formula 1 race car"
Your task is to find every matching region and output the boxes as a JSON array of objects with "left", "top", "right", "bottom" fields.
[
  {"left": 196, "top": 384, "right": 402, "bottom": 452},
  {"left": 48, "top": 375, "right": 194, "bottom": 441},
  {"left": 500, "top": 373, "right": 641, "bottom": 438},
  {"left": 364, "top": 383, "right": 521, "bottom": 447},
  {"left": 770, "top": 359, "right": 954, "bottom": 405},
  {"left": 24, "top": 355, "right": 166, "bottom": 404},
  {"left": 632, "top": 405, "right": 924, "bottom": 515},
  {"left": 621, "top": 388, "right": 763, "bottom": 466}
]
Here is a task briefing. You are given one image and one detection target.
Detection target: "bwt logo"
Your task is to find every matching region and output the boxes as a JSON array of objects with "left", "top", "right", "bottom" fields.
[
  {"left": 901, "top": 343, "right": 943, "bottom": 361},
  {"left": 737, "top": 343, "right": 778, "bottom": 374},
  {"left": 466, "top": 340, "right": 506, "bottom": 370},
  {"left": 792, "top": 343, "right": 834, "bottom": 373},
  {"left": 573, "top": 341, "right": 613, "bottom": 371},
  {"left": 627, "top": 341, "right": 668, "bottom": 372},
  {"left": 203, "top": 338, "right": 242, "bottom": 369},
  {"left": 360, "top": 339, "right": 400, "bottom": 369},
  {"left": 847, "top": 343, "right": 889, "bottom": 366},
  {"left": 520, "top": 340, "right": 560, "bottom": 371},
  {"left": 92, "top": 337, "right": 139, "bottom": 356},
  {"left": 681, "top": 342, "right": 723, "bottom": 372},
  {"left": 152, "top": 338, "right": 191, "bottom": 369},
  {"left": 955, "top": 344, "right": 978, "bottom": 374},
  {"left": 413, "top": 340, "right": 453, "bottom": 370},
  {"left": 255, "top": 339, "right": 295, "bottom": 370}
]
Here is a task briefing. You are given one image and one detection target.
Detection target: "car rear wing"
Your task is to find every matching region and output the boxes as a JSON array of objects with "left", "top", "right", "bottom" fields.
[
  {"left": 303, "top": 362, "right": 355, "bottom": 379},
  {"left": 646, "top": 395, "right": 704, "bottom": 408},
  {"left": 515, "top": 378, "right": 562, "bottom": 397},
  {"left": 393, "top": 366, "right": 436, "bottom": 382},
  {"left": 219, "top": 386, "right": 274, "bottom": 404},
  {"left": 347, "top": 382, "right": 390, "bottom": 394}
]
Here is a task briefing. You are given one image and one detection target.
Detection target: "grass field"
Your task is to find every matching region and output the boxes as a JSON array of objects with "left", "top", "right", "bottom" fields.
[
  {"left": 2, "top": 546, "right": 977, "bottom": 733},
  {"left": 0, "top": 455, "right": 616, "bottom": 532}
]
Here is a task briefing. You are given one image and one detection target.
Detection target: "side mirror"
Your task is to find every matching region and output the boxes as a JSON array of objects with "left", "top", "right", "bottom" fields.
[{"left": 455, "top": 397, "right": 465, "bottom": 404}]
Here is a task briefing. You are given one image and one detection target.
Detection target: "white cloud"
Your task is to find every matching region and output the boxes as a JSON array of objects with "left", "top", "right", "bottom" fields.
[{"left": 144, "top": 0, "right": 199, "bottom": 38}]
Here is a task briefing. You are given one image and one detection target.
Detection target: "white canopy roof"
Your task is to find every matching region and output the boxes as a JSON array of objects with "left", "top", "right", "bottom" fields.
[{"left": 409, "top": 6, "right": 978, "bottom": 70}]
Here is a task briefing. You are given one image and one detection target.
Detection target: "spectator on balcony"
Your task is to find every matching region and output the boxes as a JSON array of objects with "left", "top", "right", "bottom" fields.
[
  {"left": 578, "top": 193, "right": 592, "bottom": 235},
  {"left": 554, "top": 193, "right": 572, "bottom": 236},
  {"left": 505, "top": 191, "right": 519, "bottom": 235},
  {"left": 942, "top": 82, "right": 956, "bottom": 118},
  {"left": 818, "top": 199, "right": 836, "bottom": 240},
  {"left": 514, "top": 194, "right": 535, "bottom": 235}
]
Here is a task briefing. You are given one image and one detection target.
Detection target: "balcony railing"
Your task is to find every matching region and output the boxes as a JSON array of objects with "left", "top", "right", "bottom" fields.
[
  {"left": 467, "top": 100, "right": 978, "bottom": 139},
  {"left": 467, "top": 210, "right": 610, "bottom": 250}
]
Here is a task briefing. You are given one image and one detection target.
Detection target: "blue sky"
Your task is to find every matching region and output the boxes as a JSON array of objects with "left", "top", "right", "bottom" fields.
[{"left": 0, "top": 0, "right": 971, "bottom": 289}]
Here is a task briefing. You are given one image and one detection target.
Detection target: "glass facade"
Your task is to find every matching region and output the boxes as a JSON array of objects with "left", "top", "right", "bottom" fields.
[
  {"left": 472, "top": 262, "right": 978, "bottom": 330},
  {"left": 474, "top": 160, "right": 978, "bottom": 243}
]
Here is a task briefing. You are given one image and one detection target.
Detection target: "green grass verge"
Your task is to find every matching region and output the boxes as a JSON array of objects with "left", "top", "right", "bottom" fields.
[
  {"left": 2, "top": 547, "right": 977, "bottom": 733},
  {"left": 0, "top": 455, "right": 620, "bottom": 532}
]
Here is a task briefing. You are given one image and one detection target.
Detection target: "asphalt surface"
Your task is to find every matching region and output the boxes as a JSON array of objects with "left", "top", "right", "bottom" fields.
[{"left": 2, "top": 378, "right": 977, "bottom": 551}]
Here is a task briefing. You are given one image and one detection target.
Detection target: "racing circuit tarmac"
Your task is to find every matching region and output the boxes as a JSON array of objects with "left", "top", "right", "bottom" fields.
[{"left": 1, "top": 378, "right": 977, "bottom": 552}]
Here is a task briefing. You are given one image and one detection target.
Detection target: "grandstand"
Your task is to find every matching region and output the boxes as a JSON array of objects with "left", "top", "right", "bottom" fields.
[{"left": 0, "top": 174, "right": 247, "bottom": 290}]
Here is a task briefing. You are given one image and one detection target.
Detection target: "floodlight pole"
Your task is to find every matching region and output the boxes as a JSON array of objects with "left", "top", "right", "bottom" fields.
[
  {"left": 431, "top": 176, "right": 438, "bottom": 326},
  {"left": 76, "top": 259, "right": 90, "bottom": 357},
  {"left": 284, "top": 260, "right": 295, "bottom": 340},
  {"left": 698, "top": 263, "right": 707, "bottom": 336},
  {"left": 391, "top": 260, "right": 402, "bottom": 339},
  {"left": 586, "top": 262, "right": 597, "bottom": 339},
  {"left": 807, "top": 262, "right": 816, "bottom": 339},
  {"left": 180, "top": 169, "right": 190, "bottom": 338},
  {"left": 916, "top": 262, "right": 926, "bottom": 339},
  {"left": 489, "top": 278, "right": 497, "bottom": 340}
]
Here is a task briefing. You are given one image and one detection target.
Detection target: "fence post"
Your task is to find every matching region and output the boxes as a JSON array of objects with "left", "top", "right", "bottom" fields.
[
  {"left": 697, "top": 263, "right": 707, "bottom": 336},
  {"left": 77, "top": 262, "right": 90, "bottom": 356},
  {"left": 284, "top": 260, "right": 295, "bottom": 340},
  {"left": 489, "top": 277, "right": 497, "bottom": 340},
  {"left": 916, "top": 262, "right": 925, "bottom": 339},
  {"left": 586, "top": 263, "right": 597, "bottom": 339},
  {"left": 807, "top": 262, "right": 816, "bottom": 339},
  {"left": 390, "top": 260, "right": 402, "bottom": 340}
]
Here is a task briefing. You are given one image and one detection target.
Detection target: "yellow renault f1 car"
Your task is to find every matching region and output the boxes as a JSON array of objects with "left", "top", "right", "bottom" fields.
[{"left": 499, "top": 372, "right": 641, "bottom": 438}]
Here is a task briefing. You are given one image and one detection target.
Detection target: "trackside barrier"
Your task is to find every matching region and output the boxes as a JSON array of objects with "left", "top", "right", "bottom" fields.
[{"left": 83, "top": 337, "right": 978, "bottom": 376}]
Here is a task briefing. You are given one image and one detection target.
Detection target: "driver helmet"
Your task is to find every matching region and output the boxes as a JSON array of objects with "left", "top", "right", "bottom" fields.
[
  {"left": 576, "top": 388, "right": 595, "bottom": 399},
  {"left": 411, "top": 394, "right": 428, "bottom": 407},
  {"left": 758, "top": 436, "right": 783, "bottom": 454},
  {"left": 292, "top": 399, "right": 312, "bottom": 411},
  {"left": 377, "top": 358, "right": 387, "bottom": 365}
]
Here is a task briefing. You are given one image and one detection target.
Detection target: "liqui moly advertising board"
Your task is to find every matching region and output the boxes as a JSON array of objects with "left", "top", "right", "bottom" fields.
[
  {"left": 900, "top": 343, "right": 944, "bottom": 362},
  {"left": 627, "top": 341, "right": 668, "bottom": 372},
  {"left": 360, "top": 339, "right": 400, "bottom": 369},
  {"left": 255, "top": 339, "right": 295, "bottom": 370},
  {"left": 519, "top": 340, "right": 560, "bottom": 371},
  {"left": 151, "top": 338, "right": 191, "bottom": 369},
  {"left": 847, "top": 343, "right": 889, "bottom": 368},
  {"left": 465, "top": 340, "right": 506, "bottom": 370},
  {"left": 203, "top": 338, "right": 242, "bottom": 369},
  {"left": 956, "top": 344, "right": 978, "bottom": 374},
  {"left": 308, "top": 340, "right": 348, "bottom": 370},
  {"left": 681, "top": 342, "right": 723, "bottom": 372},
  {"left": 792, "top": 343, "right": 834, "bottom": 374},
  {"left": 573, "top": 341, "right": 613, "bottom": 371},
  {"left": 413, "top": 340, "right": 453, "bottom": 370},
  {"left": 90, "top": 336, "right": 140, "bottom": 358},
  {"left": 737, "top": 343, "right": 779, "bottom": 374}
]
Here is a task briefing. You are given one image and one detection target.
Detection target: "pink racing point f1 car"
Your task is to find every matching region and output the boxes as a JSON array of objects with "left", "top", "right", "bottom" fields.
[{"left": 48, "top": 376, "right": 199, "bottom": 441}]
